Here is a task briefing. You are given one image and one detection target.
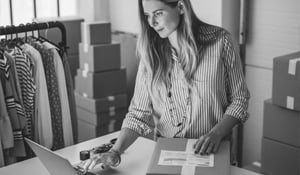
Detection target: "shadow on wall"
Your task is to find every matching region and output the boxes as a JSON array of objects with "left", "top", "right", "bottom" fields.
[{"left": 112, "top": 31, "right": 139, "bottom": 106}]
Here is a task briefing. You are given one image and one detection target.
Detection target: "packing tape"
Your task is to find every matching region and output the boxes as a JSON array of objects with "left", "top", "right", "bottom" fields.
[
  {"left": 181, "top": 139, "right": 196, "bottom": 175},
  {"left": 84, "top": 63, "right": 89, "bottom": 71},
  {"left": 83, "top": 43, "right": 89, "bottom": 53},
  {"left": 83, "top": 93, "right": 88, "bottom": 98},
  {"left": 108, "top": 119, "right": 116, "bottom": 132},
  {"left": 107, "top": 96, "right": 115, "bottom": 101},
  {"left": 286, "top": 96, "right": 294, "bottom": 110},
  {"left": 82, "top": 63, "right": 89, "bottom": 78},
  {"left": 82, "top": 23, "right": 89, "bottom": 52},
  {"left": 109, "top": 107, "right": 116, "bottom": 117},
  {"left": 288, "top": 58, "right": 300, "bottom": 75}
]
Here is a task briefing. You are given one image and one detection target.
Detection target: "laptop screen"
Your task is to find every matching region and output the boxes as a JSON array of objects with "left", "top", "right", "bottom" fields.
[{"left": 24, "top": 138, "right": 80, "bottom": 175}]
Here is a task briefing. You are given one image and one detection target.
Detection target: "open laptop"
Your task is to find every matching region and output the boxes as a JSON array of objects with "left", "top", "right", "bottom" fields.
[{"left": 24, "top": 138, "right": 95, "bottom": 175}]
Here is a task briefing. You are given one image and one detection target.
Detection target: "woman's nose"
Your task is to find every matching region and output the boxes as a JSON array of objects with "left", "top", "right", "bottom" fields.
[{"left": 150, "top": 16, "right": 158, "bottom": 28}]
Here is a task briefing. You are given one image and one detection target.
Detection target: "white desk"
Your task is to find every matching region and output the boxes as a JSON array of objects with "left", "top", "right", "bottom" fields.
[{"left": 0, "top": 132, "right": 262, "bottom": 175}]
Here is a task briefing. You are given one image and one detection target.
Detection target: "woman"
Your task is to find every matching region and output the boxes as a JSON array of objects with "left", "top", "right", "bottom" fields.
[{"left": 84, "top": 0, "right": 250, "bottom": 170}]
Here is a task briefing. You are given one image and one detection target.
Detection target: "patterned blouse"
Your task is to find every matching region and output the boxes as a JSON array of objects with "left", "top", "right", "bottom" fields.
[{"left": 122, "top": 23, "right": 250, "bottom": 138}]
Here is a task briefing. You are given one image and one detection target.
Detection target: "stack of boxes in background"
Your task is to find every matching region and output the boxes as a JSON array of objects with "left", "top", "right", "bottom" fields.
[
  {"left": 262, "top": 51, "right": 300, "bottom": 175},
  {"left": 75, "top": 21, "right": 128, "bottom": 142}
]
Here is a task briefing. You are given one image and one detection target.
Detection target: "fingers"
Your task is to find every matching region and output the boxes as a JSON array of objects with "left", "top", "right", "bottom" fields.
[
  {"left": 82, "top": 159, "right": 92, "bottom": 171},
  {"left": 205, "top": 142, "right": 214, "bottom": 154},
  {"left": 194, "top": 132, "right": 223, "bottom": 155},
  {"left": 193, "top": 136, "right": 205, "bottom": 154},
  {"left": 194, "top": 136, "right": 211, "bottom": 155},
  {"left": 82, "top": 155, "right": 102, "bottom": 172},
  {"left": 88, "top": 160, "right": 97, "bottom": 171},
  {"left": 82, "top": 152, "right": 119, "bottom": 172},
  {"left": 199, "top": 138, "right": 210, "bottom": 155}
]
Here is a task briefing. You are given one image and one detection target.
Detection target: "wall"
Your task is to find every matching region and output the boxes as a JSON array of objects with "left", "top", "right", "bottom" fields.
[
  {"left": 109, "top": 0, "right": 140, "bottom": 34},
  {"left": 191, "top": 0, "right": 241, "bottom": 41},
  {"left": 243, "top": 0, "right": 300, "bottom": 165},
  {"left": 190, "top": 0, "right": 222, "bottom": 26},
  {"left": 78, "top": 0, "right": 110, "bottom": 22}
]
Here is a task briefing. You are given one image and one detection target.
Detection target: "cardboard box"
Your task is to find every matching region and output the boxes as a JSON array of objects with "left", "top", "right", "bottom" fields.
[
  {"left": 67, "top": 54, "right": 79, "bottom": 80},
  {"left": 77, "top": 116, "right": 124, "bottom": 142},
  {"left": 75, "top": 92, "right": 127, "bottom": 113},
  {"left": 261, "top": 138, "right": 300, "bottom": 175},
  {"left": 272, "top": 51, "right": 300, "bottom": 111},
  {"left": 146, "top": 138, "right": 230, "bottom": 175},
  {"left": 34, "top": 16, "right": 84, "bottom": 55},
  {"left": 263, "top": 99, "right": 300, "bottom": 147},
  {"left": 81, "top": 21, "right": 111, "bottom": 45},
  {"left": 243, "top": 162, "right": 261, "bottom": 174},
  {"left": 79, "top": 42, "right": 121, "bottom": 72},
  {"left": 75, "top": 68, "right": 127, "bottom": 98},
  {"left": 76, "top": 104, "right": 127, "bottom": 125}
]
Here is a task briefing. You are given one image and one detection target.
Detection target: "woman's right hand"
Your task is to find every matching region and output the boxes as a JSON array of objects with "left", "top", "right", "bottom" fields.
[{"left": 82, "top": 149, "right": 121, "bottom": 171}]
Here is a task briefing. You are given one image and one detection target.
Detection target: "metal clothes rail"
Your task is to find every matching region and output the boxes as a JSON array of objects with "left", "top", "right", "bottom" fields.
[{"left": 0, "top": 21, "right": 67, "bottom": 51}]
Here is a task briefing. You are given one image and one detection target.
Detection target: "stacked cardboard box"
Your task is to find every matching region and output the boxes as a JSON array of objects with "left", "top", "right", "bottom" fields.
[
  {"left": 75, "top": 21, "right": 128, "bottom": 142},
  {"left": 262, "top": 51, "right": 300, "bottom": 175},
  {"left": 146, "top": 138, "right": 230, "bottom": 175}
]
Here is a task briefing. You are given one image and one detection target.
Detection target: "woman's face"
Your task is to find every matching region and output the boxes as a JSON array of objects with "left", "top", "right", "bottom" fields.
[{"left": 143, "top": 0, "right": 181, "bottom": 38}]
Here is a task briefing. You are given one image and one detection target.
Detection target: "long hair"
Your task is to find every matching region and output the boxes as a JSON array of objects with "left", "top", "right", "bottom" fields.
[{"left": 137, "top": 0, "right": 200, "bottom": 103}]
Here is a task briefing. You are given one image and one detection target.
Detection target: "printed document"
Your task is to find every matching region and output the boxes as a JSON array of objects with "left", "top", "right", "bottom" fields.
[{"left": 158, "top": 150, "right": 214, "bottom": 167}]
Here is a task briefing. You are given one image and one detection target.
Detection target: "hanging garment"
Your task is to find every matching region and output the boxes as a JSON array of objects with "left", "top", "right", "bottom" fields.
[
  {"left": 43, "top": 42, "right": 73, "bottom": 146},
  {"left": 0, "top": 135, "right": 3, "bottom": 167},
  {"left": 0, "top": 79, "right": 14, "bottom": 149},
  {"left": 31, "top": 41, "right": 64, "bottom": 150},
  {"left": 21, "top": 44, "right": 53, "bottom": 149},
  {"left": 61, "top": 53, "right": 78, "bottom": 143},
  {"left": 0, "top": 80, "right": 14, "bottom": 167},
  {"left": 0, "top": 52, "right": 26, "bottom": 158},
  {"left": 6, "top": 48, "right": 36, "bottom": 140}
]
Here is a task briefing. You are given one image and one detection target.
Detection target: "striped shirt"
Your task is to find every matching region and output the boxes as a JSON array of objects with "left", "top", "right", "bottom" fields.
[
  {"left": 122, "top": 24, "right": 250, "bottom": 138},
  {"left": 9, "top": 48, "right": 36, "bottom": 139}
]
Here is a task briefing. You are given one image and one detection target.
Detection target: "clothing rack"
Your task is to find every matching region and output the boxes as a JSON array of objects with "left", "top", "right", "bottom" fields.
[{"left": 0, "top": 21, "right": 67, "bottom": 51}]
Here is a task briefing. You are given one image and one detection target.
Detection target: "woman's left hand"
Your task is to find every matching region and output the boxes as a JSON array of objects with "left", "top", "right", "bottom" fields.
[{"left": 193, "top": 131, "right": 223, "bottom": 155}]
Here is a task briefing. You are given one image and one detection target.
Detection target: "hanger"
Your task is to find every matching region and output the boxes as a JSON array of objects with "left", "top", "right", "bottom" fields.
[
  {"left": 8, "top": 25, "right": 22, "bottom": 50},
  {"left": 13, "top": 24, "right": 26, "bottom": 47},
  {"left": 0, "top": 27, "right": 6, "bottom": 51},
  {"left": 29, "top": 22, "right": 42, "bottom": 43},
  {"left": 24, "top": 22, "right": 36, "bottom": 43},
  {"left": 5, "top": 25, "right": 15, "bottom": 49},
  {"left": 37, "top": 22, "right": 65, "bottom": 55}
]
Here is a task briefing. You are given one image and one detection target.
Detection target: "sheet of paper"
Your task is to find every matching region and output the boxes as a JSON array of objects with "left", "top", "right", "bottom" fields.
[{"left": 158, "top": 150, "right": 214, "bottom": 167}]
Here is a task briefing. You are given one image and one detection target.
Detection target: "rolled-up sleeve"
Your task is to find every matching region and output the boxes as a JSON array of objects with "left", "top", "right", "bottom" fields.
[
  {"left": 121, "top": 61, "right": 155, "bottom": 136},
  {"left": 222, "top": 32, "right": 250, "bottom": 123}
]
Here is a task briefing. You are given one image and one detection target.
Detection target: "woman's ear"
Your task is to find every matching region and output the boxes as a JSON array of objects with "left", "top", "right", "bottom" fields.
[{"left": 177, "top": 1, "right": 184, "bottom": 15}]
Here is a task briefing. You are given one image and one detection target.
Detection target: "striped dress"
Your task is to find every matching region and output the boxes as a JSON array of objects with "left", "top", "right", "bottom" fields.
[{"left": 122, "top": 23, "right": 250, "bottom": 138}]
